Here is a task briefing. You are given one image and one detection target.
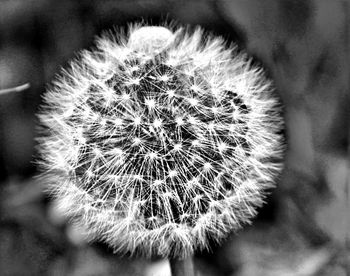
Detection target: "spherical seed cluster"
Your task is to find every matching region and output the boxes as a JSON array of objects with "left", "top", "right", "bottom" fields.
[{"left": 38, "top": 25, "right": 284, "bottom": 258}]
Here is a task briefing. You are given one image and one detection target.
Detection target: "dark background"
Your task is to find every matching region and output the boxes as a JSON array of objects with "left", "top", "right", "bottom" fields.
[{"left": 0, "top": 0, "right": 349, "bottom": 275}]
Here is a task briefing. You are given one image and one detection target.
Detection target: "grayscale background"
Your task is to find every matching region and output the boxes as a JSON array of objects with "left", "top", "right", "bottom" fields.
[{"left": 0, "top": 0, "right": 349, "bottom": 275}]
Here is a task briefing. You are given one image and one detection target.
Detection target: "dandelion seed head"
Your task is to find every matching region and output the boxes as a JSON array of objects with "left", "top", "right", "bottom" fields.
[
  {"left": 188, "top": 97, "right": 199, "bottom": 106},
  {"left": 121, "top": 93, "right": 130, "bottom": 101},
  {"left": 133, "top": 116, "right": 142, "bottom": 125},
  {"left": 175, "top": 116, "right": 184, "bottom": 126},
  {"left": 173, "top": 143, "right": 182, "bottom": 151},
  {"left": 158, "top": 74, "right": 171, "bottom": 82},
  {"left": 38, "top": 24, "right": 284, "bottom": 259},
  {"left": 168, "top": 170, "right": 178, "bottom": 178},
  {"left": 217, "top": 142, "right": 227, "bottom": 153},
  {"left": 153, "top": 118, "right": 162, "bottom": 128},
  {"left": 166, "top": 89, "right": 175, "bottom": 98},
  {"left": 145, "top": 98, "right": 156, "bottom": 109},
  {"left": 147, "top": 151, "right": 158, "bottom": 160}
]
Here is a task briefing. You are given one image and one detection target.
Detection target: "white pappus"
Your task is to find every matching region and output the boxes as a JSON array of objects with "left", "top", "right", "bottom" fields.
[{"left": 37, "top": 23, "right": 284, "bottom": 259}]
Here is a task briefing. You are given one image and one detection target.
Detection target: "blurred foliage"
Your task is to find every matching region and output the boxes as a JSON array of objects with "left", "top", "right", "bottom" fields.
[{"left": 0, "top": 0, "right": 349, "bottom": 275}]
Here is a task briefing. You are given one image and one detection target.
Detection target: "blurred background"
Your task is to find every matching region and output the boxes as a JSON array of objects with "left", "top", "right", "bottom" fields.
[{"left": 0, "top": 0, "right": 349, "bottom": 275}]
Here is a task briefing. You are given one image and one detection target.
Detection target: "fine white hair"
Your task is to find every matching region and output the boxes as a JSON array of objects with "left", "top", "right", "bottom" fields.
[{"left": 37, "top": 23, "right": 284, "bottom": 259}]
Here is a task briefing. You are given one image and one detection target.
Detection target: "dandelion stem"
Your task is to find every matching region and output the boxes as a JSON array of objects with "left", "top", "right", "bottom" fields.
[{"left": 169, "top": 256, "right": 195, "bottom": 276}]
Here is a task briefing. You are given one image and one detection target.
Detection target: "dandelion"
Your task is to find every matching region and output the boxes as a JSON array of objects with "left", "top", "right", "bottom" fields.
[{"left": 37, "top": 24, "right": 284, "bottom": 259}]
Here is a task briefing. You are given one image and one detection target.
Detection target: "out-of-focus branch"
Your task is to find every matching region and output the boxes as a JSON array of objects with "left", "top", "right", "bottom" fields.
[{"left": 0, "top": 83, "right": 30, "bottom": 95}]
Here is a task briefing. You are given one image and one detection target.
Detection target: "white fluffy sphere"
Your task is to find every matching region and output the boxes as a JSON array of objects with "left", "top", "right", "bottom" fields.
[{"left": 38, "top": 24, "right": 284, "bottom": 258}]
